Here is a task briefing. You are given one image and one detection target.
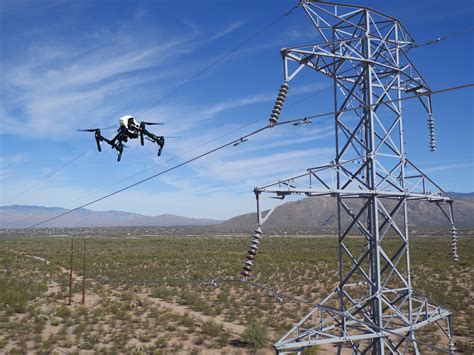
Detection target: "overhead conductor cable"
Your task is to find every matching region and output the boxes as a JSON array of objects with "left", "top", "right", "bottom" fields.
[{"left": 26, "top": 83, "right": 473, "bottom": 229}]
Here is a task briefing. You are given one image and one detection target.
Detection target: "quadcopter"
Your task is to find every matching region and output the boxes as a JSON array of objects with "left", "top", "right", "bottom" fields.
[{"left": 78, "top": 115, "right": 165, "bottom": 161}]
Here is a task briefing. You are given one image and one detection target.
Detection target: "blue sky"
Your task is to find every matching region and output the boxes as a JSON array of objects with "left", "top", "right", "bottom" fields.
[{"left": 1, "top": 0, "right": 473, "bottom": 220}]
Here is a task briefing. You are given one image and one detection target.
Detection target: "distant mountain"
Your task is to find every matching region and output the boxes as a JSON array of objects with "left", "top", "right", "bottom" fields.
[
  {"left": 1, "top": 192, "right": 473, "bottom": 230},
  {"left": 0, "top": 205, "right": 222, "bottom": 228},
  {"left": 211, "top": 192, "right": 474, "bottom": 234}
]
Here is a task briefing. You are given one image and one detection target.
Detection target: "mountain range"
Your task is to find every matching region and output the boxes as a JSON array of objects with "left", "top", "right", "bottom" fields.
[
  {"left": 0, "top": 205, "right": 222, "bottom": 228},
  {"left": 1, "top": 192, "right": 473, "bottom": 230},
  {"left": 212, "top": 192, "right": 474, "bottom": 234}
]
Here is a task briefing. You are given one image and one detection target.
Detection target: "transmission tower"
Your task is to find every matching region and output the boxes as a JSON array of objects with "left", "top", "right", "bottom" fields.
[{"left": 241, "top": 1, "right": 459, "bottom": 354}]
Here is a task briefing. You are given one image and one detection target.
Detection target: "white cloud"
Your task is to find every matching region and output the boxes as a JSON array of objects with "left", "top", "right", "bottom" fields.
[
  {"left": 1, "top": 15, "right": 244, "bottom": 139},
  {"left": 209, "top": 21, "right": 244, "bottom": 41},
  {"left": 421, "top": 162, "right": 474, "bottom": 173}
]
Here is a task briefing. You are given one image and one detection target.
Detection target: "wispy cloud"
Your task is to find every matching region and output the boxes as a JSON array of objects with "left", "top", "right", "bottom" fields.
[
  {"left": 210, "top": 21, "right": 244, "bottom": 41},
  {"left": 5, "top": 26, "right": 204, "bottom": 130},
  {"left": 421, "top": 162, "right": 474, "bottom": 173},
  {"left": 0, "top": 14, "right": 249, "bottom": 140}
]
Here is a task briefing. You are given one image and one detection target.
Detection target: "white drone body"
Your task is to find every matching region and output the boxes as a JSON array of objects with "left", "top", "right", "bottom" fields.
[{"left": 118, "top": 115, "right": 139, "bottom": 129}]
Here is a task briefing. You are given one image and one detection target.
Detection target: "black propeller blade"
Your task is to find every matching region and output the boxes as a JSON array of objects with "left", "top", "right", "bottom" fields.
[
  {"left": 145, "top": 136, "right": 181, "bottom": 143},
  {"left": 77, "top": 125, "right": 116, "bottom": 132},
  {"left": 141, "top": 121, "right": 164, "bottom": 126}
]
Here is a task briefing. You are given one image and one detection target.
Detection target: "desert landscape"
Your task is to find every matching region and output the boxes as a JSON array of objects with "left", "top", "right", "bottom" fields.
[
  {"left": 1, "top": 0, "right": 473, "bottom": 353},
  {"left": 0, "top": 230, "right": 472, "bottom": 353}
]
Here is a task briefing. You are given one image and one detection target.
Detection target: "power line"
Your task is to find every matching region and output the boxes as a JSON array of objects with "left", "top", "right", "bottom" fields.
[
  {"left": 136, "top": 3, "right": 300, "bottom": 117},
  {"left": 27, "top": 82, "right": 473, "bottom": 229},
  {"left": 27, "top": 125, "right": 266, "bottom": 228},
  {"left": 3, "top": 13, "right": 466, "bottom": 210},
  {"left": 55, "top": 16, "right": 468, "bottom": 209},
  {"left": 6, "top": 148, "right": 92, "bottom": 205},
  {"left": 412, "top": 27, "right": 474, "bottom": 49},
  {"left": 61, "top": 85, "right": 332, "bottom": 208},
  {"left": 300, "top": 83, "right": 474, "bottom": 122},
  {"left": 0, "top": 2, "right": 300, "bottom": 214},
  {"left": 54, "top": 4, "right": 304, "bottom": 208}
]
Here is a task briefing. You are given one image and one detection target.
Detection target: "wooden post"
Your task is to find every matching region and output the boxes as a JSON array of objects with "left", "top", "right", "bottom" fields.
[
  {"left": 82, "top": 239, "right": 86, "bottom": 304},
  {"left": 68, "top": 239, "right": 74, "bottom": 305}
]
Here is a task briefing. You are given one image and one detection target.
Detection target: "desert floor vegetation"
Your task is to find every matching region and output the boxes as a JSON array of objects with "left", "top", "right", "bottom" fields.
[{"left": 0, "top": 231, "right": 472, "bottom": 353}]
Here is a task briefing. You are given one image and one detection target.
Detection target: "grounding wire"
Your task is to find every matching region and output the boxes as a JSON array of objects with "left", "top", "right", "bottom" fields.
[
  {"left": 135, "top": 3, "right": 300, "bottom": 117},
  {"left": 26, "top": 82, "right": 473, "bottom": 229}
]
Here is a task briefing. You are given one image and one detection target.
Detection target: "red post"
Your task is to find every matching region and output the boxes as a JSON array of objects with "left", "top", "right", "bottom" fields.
[
  {"left": 68, "top": 239, "right": 74, "bottom": 305},
  {"left": 82, "top": 239, "right": 86, "bottom": 304}
]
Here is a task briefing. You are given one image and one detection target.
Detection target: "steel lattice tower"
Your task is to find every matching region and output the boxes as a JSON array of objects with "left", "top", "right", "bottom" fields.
[{"left": 241, "top": 1, "right": 459, "bottom": 354}]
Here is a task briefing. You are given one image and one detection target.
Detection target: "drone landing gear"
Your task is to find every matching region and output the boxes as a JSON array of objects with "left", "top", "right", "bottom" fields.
[
  {"left": 140, "top": 126, "right": 165, "bottom": 156},
  {"left": 94, "top": 129, "right": 102, "bottom": 152},
  {"left": 114, "top": 142, "right": 124, "bottom": 162},
  {"left": 157, "top": 137, "right": 164, "bottom": 156}
]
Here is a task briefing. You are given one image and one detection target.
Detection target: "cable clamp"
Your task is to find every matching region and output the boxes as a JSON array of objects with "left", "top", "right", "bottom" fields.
[
  {"left": 293, "top": 117, "right": 313, "bottom": 126},
  {"left": 233, "top": 137, "right": 249, "bottom": 146}
]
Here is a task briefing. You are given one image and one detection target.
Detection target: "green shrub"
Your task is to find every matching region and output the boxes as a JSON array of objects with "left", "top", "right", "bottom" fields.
[
  {"left": 0, "top": 288, "right": 28, "bottom": 313},
  {"left": 303, "top": 346, "right": 320, "bottom": 354},
  {"left": 56, "top": 306, "right": 71, "bottom": 319},
  {"left": 241, "top": 321, "right": 267, "bottom": 349},
  {"left": 151, "top": 286, "right": 172, "bottom": 301},
  {"left": 202, "top": 320, "right": 221, "bottom": 337}
]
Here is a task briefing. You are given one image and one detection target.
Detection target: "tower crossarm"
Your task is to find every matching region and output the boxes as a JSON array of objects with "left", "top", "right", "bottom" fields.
[{"left": 255, "top": 160, "right": 453, "bottom": 203}]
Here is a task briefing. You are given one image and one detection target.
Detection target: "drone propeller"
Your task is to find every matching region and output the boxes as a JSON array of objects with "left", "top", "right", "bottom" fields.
[
  {"left": 144, "top": 136, "right": 181, "bottom": 143},
  {"left": 141, "top": 121, "right": 164, "bottom": 126},
  {"left": 77, "top": 125, "right": 115, "bottom": 132}
]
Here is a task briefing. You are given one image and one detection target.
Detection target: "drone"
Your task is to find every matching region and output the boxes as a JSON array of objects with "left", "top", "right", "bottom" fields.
[{"left": 78, "top": 115, "right": 165, "bottom": 161}]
